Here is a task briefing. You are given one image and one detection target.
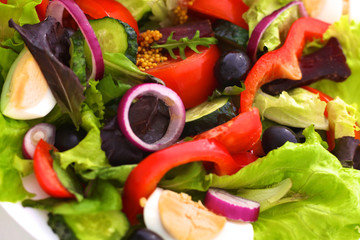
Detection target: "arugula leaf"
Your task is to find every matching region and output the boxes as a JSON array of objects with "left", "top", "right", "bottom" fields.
[
  {"left": 9, "top": 17, "right": 85, "bottom": 127},
  {"left": 152, "top": 30, "right": 218, "bottom": 59}
]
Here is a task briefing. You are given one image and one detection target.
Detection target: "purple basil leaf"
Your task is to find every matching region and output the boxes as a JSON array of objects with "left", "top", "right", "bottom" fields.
[{"left": 9, "top": 17, "right": 85, "bottom": 127}]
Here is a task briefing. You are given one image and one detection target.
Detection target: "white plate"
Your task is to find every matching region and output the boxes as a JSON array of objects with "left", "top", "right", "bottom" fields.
[{"left": 0, "top": 174, "right": 59, "bottom": 240}]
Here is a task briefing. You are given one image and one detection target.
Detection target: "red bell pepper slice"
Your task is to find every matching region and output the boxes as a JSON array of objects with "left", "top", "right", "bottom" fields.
[
  {"left": 188, "top": 0, "right": 249, "bottom": 30},
  {"left": 122, "top": 138, "right": 241, "bottom": 224},
  {"left": 193, "top": 108, "right": 262, "bottom": 154},
  {"left": 36, "top": 0, "right": 49, "bottom": 21},
  {"left": 33, "top": 139, "right": 74, "bottom": 198},
  {"left": 240, "top": 17, "right": 330, "bottom": 113}
]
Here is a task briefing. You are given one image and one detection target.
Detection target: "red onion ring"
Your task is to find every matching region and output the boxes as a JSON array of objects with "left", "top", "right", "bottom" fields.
[
  {"left": 117, "top": 83, "right": 186, "bottom": 152},
  {"left": 205, "top": 188, "right": 260, "bottom": 222},
  {"left": 22, "top": 123, "right": 56, "bottom": 159},
  {"left": 246, "top": 1, "right": 308, "bottom": 63},
  {"left": 46, "top": 0, "right": 104, "bottom": 80}
]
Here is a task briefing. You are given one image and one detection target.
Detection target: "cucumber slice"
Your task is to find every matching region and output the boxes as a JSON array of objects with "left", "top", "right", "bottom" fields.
[
  {"left": 85, "top": 17, "right": 138, "bottom": 65},
  {"left": 182, "top": 97, "right": 237, "bottom": 137}
]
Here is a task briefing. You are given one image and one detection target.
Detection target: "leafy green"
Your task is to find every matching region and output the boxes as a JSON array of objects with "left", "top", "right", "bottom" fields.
[
  {"left": 0, "top": 47, "right": 18, "bottom": 89},
  {"left": 9, "top": 17, "right": 85, "bottom": 128},
  {"left": 253, "top": 88, "right": 329, "bottom": 130},
  {"left": 0, "top": 0, "right": 40, "bottom": 42},
  {"left": 0, "top": 114, "right": 34, "bottom": 202},
  {"left": 96, "top": 75, "right": 131, "bottom": 105},
  {"left": 311, "top": 16, "right": 360, "bottom": 109},
  {"left": 210, "top": 126, "right": 360, "bottom": 239},
  {"left": 70, "top": 31, "right": 87, "bottom": 85},
  {"left": 243, "top": 0, "right": 298, "bottom": 52},
  {"left": 152, "top": 30, "right": 218, "bottom": 60},
  {"left": 84, "top": 79, "right": 105, "bottom": 124},
  {"left": 48, "top": 214, "right": 78, "bottom": 240},
  {"left": 54, "top": 128, "right": 109, "bottom": 174},
  {"left": 327, "top": 97, "right": 360, "bottom": 139},
  {"left": 104, "top": 52, "right": 164, "bottom": 85}
]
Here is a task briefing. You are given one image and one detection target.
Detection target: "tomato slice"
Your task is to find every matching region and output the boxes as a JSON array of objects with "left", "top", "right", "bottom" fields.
[
  {"left": 146, "top": 45, "right": 221, "bottom": 109},
  {"left": 0, "top": 0, "right": 7, "bottom": 4},
  {"left": 35, "top": 0, "right": 49, "bottom": 21},
  {"left": 193, "top": 108, "right": 262, "bottom": 154},
  {"left": 33, "top": 139, "right": 74, "bottom": 198},
  {"left": 74, "top": 0, "right": 139, "bottom": 35},
  {"left": 188, "top": 0, "right": 249, "bottom": 30}
]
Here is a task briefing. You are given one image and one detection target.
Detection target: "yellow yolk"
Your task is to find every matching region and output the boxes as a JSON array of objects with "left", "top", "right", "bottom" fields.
[{"left": 158, "top": 190, "right": 226, "bottom": 240}]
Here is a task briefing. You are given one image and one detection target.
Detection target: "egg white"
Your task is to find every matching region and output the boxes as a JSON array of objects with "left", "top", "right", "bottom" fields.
[
  {"left": 349, "top": 0, "right": 360, "bottom": 22},
  {"left": 305, "top": 0, "right": 343, "bottom": 24},
  {"left": 143, "top": 188, "right": 254, "bottom": 240}
]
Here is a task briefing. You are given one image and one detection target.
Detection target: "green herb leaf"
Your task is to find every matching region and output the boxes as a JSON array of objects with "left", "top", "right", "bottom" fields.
[{"left": 151, "top": 30, "right": 218, "bottom": 60}]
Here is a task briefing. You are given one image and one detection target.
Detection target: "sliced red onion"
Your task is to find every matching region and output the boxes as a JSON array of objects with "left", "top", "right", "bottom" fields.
[
  {"left": 205, "top": 188, "right": 260, "bottom": 222},
  {"left": 118, "top": 83, "right": 185, "bottom": 152},
  {"left": 22, "top": 123, "right": 56, "bottom": 159},
  {"left": 246, "top": 1, "right": 308, "bottom": 63},
  {"left": 46, "top": 0, "right": 104, "bottom": 80}
]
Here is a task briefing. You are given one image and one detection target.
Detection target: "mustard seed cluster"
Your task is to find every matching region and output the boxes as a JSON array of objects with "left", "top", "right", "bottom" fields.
[{"left": 136, "top": 30, "right": 168, "bottom": 71}]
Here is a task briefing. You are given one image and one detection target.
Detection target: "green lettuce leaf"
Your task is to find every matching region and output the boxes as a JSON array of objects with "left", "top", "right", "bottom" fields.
[
  {"left": 243, "top": 0, "right": 299, "bottom": 52},
  {"left": 210, "top": 126, "right": 360, "bottom": 239},
  {"left": 0, "top": 0, "right": 40, "bottom": 41},
  {"left": 0, "top": 114, "right": 33, "bottom": 202},
  {"left": 327, "top": 97, "right": 360, "bottom": 139},
  {"left": 311, "top": 16, "right": 360, "bottom": 109},
  {"left": 253, "top": 88, "right": 329, "bottom": 130}
]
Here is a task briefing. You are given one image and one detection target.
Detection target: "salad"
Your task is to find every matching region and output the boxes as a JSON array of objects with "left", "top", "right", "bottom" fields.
[{"left": 1, "top": 0, "right": 360, "bottom": 239}]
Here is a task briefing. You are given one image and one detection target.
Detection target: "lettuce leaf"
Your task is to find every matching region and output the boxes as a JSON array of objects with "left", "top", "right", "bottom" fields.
[
  {"left": 243, "top": 0, "right": 299, "bottom": 52},
  {"left": 210, "top": 126, "right": 360, "bottom": 239},
  {"left": 311, "top": 16, "right": 360, "bottom": 109},
  {"left": 0, "top": 114, "right": 34, "bottom": 202},
  {"left": 253, "top": 88, "right": 329, "bottom": 130}
]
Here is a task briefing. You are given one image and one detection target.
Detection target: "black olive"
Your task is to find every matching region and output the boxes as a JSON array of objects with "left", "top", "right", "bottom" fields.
[
  {"left": 262, "top": 126, "right": 298, "bottom": 154},
  {"left": 54, "top": 124, "right": 86, "bottom": 151},
  {"left": 128, "top": 228, "right": 163, "bottom": 240},
  {"left": 214, "top": 50, "right": 251, "bottom": 90}
]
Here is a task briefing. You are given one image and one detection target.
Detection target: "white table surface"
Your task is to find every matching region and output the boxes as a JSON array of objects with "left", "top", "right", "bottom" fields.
[{"left": 0, "top": 206, "right": 35, "bottom": 240}]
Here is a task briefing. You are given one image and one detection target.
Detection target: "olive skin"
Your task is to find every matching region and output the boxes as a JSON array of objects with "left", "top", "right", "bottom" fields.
[
  {"left": 54, "top": 124, "right": 86, "bottom": 152},
  {"left": 128, "top": 228, "right": 163, "bottom": 240},
  {"left": 214, "top": 50, "right": 251, "bottom": 90},
  {"left": 262, "top": 126, "right": 299, "bottom": 154}
]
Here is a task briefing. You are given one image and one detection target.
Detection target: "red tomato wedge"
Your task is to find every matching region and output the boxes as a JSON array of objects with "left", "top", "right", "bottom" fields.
[
  {"left": 122, "top": 138, "right": 241, "bottom": 224},
  {"left": 188, "top": 0, "right": 249, "bottom": 30},
  {"left": 33, "top": 139, "right": 74, "bottom": 198},
  {"left": 0, "top": 0, "right": 7, "bottom": 4},
  {"left": 36, "top": 0, "right": 49, "bottom": 21},
  {"left": 193, "top": 108, "right": 262, "bottom": 154},
  {"left": 146, "top": 45, "right": 220, "bottom": 109},
  {"left": 74, "top": 0, "right": 139, "bottom": 35}
]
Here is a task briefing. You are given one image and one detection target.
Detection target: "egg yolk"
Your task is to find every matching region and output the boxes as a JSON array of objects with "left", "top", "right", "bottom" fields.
[{"left": 158, "top": 190, "right": 226, "bottom": 240}]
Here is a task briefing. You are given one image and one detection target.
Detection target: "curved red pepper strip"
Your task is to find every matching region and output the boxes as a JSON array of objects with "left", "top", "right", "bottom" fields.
[
  {"left": 122, "top": 138, "right": 241, "bottom": 225},
  {"left": 240, "top": 17, "right": 330, "bottom": 113}
]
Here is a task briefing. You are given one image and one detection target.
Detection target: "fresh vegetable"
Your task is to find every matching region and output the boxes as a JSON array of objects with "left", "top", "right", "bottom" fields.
[
  {"left": 9, "top": 17, "right": 85, "bottom": 127},
  {"left": 74, "top": 0, "right": 139, "bottom": 35},
  {"left": 146, "top": 45, "right": 221, "bottom": 109},
  {"left": 86, "top": 17, "right": 138, "bottom": 64},
  {"left": 122, "top": 138, "right": 241, "bottom": 224},
  {"left": 0, "top": 48, "right": 56, "bottom": 120},
  {"left": 128, "top": 228, "right": 163, "bottom": 240},
  {"left": 204, "top": 188, "right": 260, "bottom": 222},
  {"left": 22, "top": 123, "right": 56, "bottom": 159},
  {"left": 246, "top": 0, "right": 307, "bottom": 63},
  {"left": 151, "top": 30, "right": 217, "bottom": 60},
  {"left": 212, "top": 19, "right": 249, "bottom": 50},
  {"left": 35, "top": 0, "right": 49, "bottom": 21},
  {"left": 193, "top": 108, "right": 262, "bottom": 154},
  {"left": 182, "top": 97, "right": 237, "bottom": 137},
  {"left": 240, "top": 17, "right": 330, "bottom": 112},
  {"left": 33, "top": 139, "right": 74, "bottom": 198},
  {"left": 46, "top": 0, "right": 104, "bottom": 80},
  {"left": 117, "top": 83, "right": 185, "bottom": 152},
  {"left": 261, "top": 37, "right": 351, "bottom": 95},
  {"left": 188, "top": 0, "right": 249, "bottom": 30}
]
